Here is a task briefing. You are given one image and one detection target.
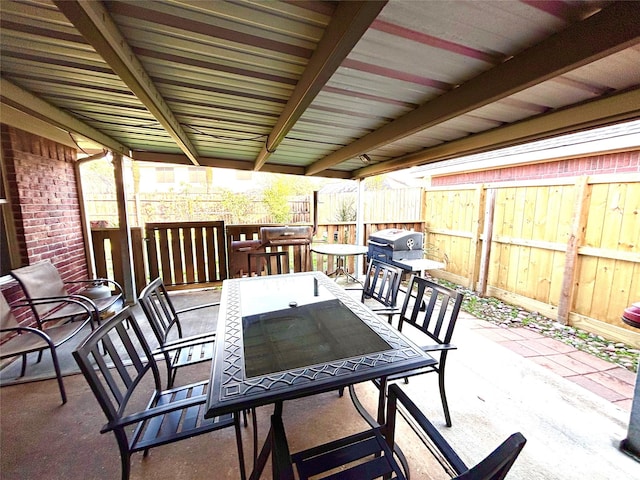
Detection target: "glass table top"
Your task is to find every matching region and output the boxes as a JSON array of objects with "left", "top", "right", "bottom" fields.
[
  {"left": 242, "top": 298, "right": 391, "bottom": 378},
  {"left": 207, "top": 271, "right": 435, "bottom": 417}
]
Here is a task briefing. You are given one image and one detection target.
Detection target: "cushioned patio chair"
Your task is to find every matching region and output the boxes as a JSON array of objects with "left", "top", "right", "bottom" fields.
[
  {"left": 72, "top": 306, "right": 246, "bottom": 480},
  {"left": 138, "top": 277, "right": 218, "bottom": 388},
  {"left": 0, "top": 293, "right": 92, "bottom": 404},
  {"left": 11, "top": 260, "right": 123, "bottom": 329},
  {"left": 272, "top": 383, "right": 526, "bottom": 480},
  {"left": 383, "top": 275, "right": 464, "bottom": 427}
]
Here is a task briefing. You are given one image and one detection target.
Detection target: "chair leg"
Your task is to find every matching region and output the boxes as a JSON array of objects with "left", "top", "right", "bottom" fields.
[
  {"left": 251, "top": 407, "right": 259, "bottom": 465},
  {"left": 121, "top": 453, "right": 131, "bottom": 480},
  {"left": 439, "top": 372, "right": 452, "bottom": 427},
  {"left": 234, "top": 411, "right": 247, "bottom": 480},
  {"left": 49, "top": 348, "right": 67, "bottom": 404},
  {"left": 168, "top": 367, "right": 177, "bottom": 389},
  {"left": 19, "top": 353, "right": 27, "bottom": 377},
  {"left": 115, "top": 432, "right": 132, "bottom": 480}
]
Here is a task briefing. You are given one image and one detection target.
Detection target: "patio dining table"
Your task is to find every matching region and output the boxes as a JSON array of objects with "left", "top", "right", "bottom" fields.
[{"left": 205, "top": 271, "right": 436, "bottom": 479}]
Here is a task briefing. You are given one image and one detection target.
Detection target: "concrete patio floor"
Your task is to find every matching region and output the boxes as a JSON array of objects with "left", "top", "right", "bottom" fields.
[{"left": 1, "top": 286, "right": 638, "bottom": 479}]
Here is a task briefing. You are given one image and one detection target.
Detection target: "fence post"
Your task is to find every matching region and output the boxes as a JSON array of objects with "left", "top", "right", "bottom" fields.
[
  {"left": 558, "top": 176, "right": 591, "bottom": 325},
  {"left": 477, "top": 188, "right": 495, "bottom": 296},
  {"left": 469, "top": 185, "right": 486, "bottom": 291}
]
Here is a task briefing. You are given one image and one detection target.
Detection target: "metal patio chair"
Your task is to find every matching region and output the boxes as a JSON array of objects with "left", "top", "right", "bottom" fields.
[
  {"left": 0, "top": 293, "right": 92, "bottom": 404},
  {"left": 72, "top": 306, "right": 246, "bottom": 480},
  {"left": 383, "top": 275, "right": 464, "bottom": 427},
  {"left": 138, "top": 277, "right": 218, "bottom": 389},
  {"left": 338, "top": 258, "right": 404, "bottom": 397},
  {"left": 11, "top": 260, "right": 123, "bottom": 329},
  {"left": 355, "top": 258, "right": 404, "bottom": 323},
  {"left": 248, "top": 250, "right": 290, "bottom": 276},
  {"left": 272, "top": 383, "right": 526, "bottom": 480}
]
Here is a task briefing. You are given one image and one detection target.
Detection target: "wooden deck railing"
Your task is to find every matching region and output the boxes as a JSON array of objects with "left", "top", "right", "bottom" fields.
[
  {"left": 145, "top": 221, "right": 228, "bottom": 287},
  {"left": 90, "top": 220, "right": 424, "bottom": 293}
]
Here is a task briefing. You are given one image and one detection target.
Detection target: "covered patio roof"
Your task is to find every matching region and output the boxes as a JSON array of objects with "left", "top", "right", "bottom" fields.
[{"left": 1, "top": 0, "right": 639, "bottom": 179}]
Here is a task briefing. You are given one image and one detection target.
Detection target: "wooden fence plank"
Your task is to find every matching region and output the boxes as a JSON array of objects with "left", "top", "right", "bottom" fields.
[
  {"left": 183, "top": 227, "right": 195, "bottom": 283},
  {"left": 170, "top": 227, "right": 183, "bottom": 283},
  {"left": 194, "top": 227, "right": 206, "bottom": 283}
]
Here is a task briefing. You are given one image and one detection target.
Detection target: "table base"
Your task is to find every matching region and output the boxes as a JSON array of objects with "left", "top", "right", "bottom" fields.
[{"left": 325, "top": 256, "right": 362, "bottom": 284}]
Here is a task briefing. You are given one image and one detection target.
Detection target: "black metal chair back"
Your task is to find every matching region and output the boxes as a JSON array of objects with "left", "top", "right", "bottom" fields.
[
  {"left": 138, "top": 276, "right": 182, "bottom": 345},
  {"left": 248, "top": 250, "right": 290, "bottom": 276},
  {"left": 72, "top": 307, "right": 245, "bottom": 480},
  {"left": 362, "top": 259, "right": 402, "bottom": 306},
  {"left": 138, "top": 276, "right": 217, "bottom": 388},
  {"left": 391, "top": 275, "right": 464, "bottom": 426},
  {"left": 272, "top": 383, "right": 526, "bottom": 480},
  {"left": 398, "top": 275, "right": 463, "bottom": 345}
]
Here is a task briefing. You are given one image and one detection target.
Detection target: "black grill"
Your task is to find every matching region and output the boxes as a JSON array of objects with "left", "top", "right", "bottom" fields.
[{"left": 367, "top": 229, "right": 423, "bottom": 264}]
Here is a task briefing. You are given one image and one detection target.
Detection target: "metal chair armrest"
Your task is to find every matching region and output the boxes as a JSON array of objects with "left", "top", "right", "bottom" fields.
[
  {"left": 65, "top": 278, "right": 124, "bottom": 295},
  {"left": 103, "top": 389, "right": 208, "bottom": 432},
  {"left": 175, "top": 302, "right": 220, "bottom": 315},
  {"left": 389, "top": 384, "right": 468, "bottom": 475},
  {"left": 0, "top": 325, "right": 55, "bottom": 346},
  {"left": 421, "top": 343, "right": 457, "bottom": 352},
  {"left": 21, "top": 295, "right": 100, "bottom": 327},
  {"left": 152, "top": 332, "right": 216, "bottom": 354}
]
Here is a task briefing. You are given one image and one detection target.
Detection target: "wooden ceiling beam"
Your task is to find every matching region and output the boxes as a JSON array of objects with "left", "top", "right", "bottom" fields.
[
  {"left": 54, "top": 0, "right": 201, "bottom": 165},
  {"left": 306, "top": 1, "right": 640, "bottom": 176},
  {"left": 352, "top": 88, "right": 640, "bottom": 178},
  {"left": 253, "top": 1, "right": 387, "bottom": 171},
  {"left": 132, "top": 152, "right": 352, "bottom": 179},
  {"left": 1, "top": 78, "right": 129, "bottom": 155}
]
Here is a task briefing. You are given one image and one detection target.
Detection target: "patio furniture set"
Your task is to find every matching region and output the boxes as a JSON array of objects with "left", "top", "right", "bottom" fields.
[{"left": 1, "top": 257, "right": 526, "bottom": 479}]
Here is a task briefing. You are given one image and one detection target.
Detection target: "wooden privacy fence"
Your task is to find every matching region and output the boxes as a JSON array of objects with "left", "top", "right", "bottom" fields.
[
  {"left": 422, "top": 174, "right": 640, "bottom": 347},
  {"left": 317, "top": 188, "right": 423, "bottom": 223}
]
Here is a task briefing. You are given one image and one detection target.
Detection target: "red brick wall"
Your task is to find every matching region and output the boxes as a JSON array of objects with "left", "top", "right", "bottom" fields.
[
  {"left": 1, "top": 125, "right": 86, "bottom": 323},
  {"left": 432, "top": 150, "right": 640, "bottom": 186}
]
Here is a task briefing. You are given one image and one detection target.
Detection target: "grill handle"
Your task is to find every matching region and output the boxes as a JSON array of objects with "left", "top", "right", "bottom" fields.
[{"left": 368, "top": 240, "right": 391, "bottom": 248}]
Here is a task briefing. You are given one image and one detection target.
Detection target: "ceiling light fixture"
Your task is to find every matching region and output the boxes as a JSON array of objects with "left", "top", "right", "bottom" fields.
[{"left": 359, "top": 154, "right": 371, "bottom": 164}]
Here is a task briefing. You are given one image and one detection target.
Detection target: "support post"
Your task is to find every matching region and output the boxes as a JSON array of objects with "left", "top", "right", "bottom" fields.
[
  {"left": 112, "top": 152, "right": 135, "bottom": 303},
  {"left": 355, "top": 179, "right": 365, "bottom": 277}
]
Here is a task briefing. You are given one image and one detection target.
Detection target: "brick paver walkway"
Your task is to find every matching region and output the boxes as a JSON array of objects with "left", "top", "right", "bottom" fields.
[{"left": 472, "top": 321, "right": 637, "bottom": 411}]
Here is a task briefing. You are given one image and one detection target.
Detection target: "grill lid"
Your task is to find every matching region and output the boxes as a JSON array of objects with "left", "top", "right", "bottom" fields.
[
  {"left": 260, "top": 226, "right": 313, "bottom": 245},
  {"left": 369, "top": 229, "right": 423, "bottom": 251}
]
